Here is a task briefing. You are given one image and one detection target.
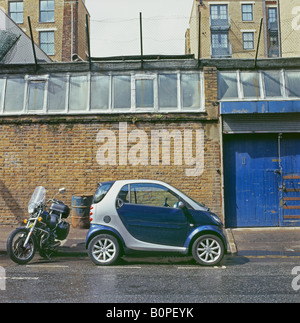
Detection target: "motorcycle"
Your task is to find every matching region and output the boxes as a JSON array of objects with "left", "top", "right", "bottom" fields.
[{"left": 7, "top": 186, "right": 70, "bottom": 265}]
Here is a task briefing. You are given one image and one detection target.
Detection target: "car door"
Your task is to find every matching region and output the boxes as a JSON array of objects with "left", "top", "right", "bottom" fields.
[{"left": 116, "top": 183, "right": 189, "bottom": 247}]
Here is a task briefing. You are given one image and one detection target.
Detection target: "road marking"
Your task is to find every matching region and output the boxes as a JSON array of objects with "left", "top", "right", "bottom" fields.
[
  {"left": 26, "top": 264, "right": 69, "bottom": 268},
  {"left": 97, "top": 266, "right": 142, "bottom": 269},
  {"left": 246, "top": 255, "right": 300, "bottom": 259},
  {"left": 0, "top": 277, "right": 39, "bottom": 280},
  {"left": 177, "top": 265, "right": 226, "bottom": 269}
]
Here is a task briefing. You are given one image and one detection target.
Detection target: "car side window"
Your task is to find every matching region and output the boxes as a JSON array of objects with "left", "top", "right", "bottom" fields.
[
  {"left": 130, "top": 183, "right": 179, "bottom": 208},
  {"left": 117, "top": 184, "right": 130, "bottom": 203}
]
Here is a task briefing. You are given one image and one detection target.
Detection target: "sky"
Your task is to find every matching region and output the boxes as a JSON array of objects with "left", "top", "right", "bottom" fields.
[{"left": 84, "top": 0, "right": 194, "bottom": 57}]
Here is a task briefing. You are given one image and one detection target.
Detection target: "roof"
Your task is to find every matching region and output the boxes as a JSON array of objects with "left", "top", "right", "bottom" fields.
[{"left": 0, "top": 8, "right": 52, "bottom": 64}]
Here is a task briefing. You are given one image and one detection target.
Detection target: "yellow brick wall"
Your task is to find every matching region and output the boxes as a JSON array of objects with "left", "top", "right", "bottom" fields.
[{"left": 0, "top": 112, "right": 222, "bottom": 225}]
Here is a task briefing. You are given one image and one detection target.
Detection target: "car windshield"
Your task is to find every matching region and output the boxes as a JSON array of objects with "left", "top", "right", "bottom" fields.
[{"left": 94, "top": 182, "right": 114, "bottom": 204}]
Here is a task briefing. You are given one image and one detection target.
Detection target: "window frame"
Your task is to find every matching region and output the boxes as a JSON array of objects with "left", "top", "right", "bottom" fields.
[
  {"left": 243, "top": 32, "right": 255, "bottom": 50},
  {"left": 9, "top": 1, "right": 24, "bottom": 24},
  {"left": 242, "top": 4, "right": 253, "bottom": 22},
  {"left": 26, "top": 75, "right": 48, "bottom": 113},
  {"left": 39, "top": 0, "right": 55, "bottom": 23},
  {"left": 121, "top": 183, "right": 181, "bottom": 208},
  {"left": 0, "top": 71, "right": 205, "bottom": 115},
  {"left": 39, "top": 31, "right": 55, "bottom": 56},
  {"left": 218, "top": 70, "right": 291, "bottom": 101}
]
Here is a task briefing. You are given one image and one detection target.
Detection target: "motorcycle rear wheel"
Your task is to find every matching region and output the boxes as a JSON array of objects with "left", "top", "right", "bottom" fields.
[{"left": 7, "top": 228, "right": 36, "bottom": 265}]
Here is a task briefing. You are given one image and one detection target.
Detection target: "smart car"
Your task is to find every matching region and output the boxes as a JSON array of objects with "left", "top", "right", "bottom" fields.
[{"left": 86, "top": 180, "right": 227, "bottom": 266}]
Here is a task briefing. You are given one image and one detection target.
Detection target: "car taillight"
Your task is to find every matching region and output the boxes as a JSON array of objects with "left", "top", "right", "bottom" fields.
[{"left": 89, "top": 206, "right": 93, "bottom": 222}]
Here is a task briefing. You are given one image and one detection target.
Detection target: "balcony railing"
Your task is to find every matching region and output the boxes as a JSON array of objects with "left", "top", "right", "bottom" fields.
[
  {"left": 210, "top": 14, "right": 231, "bottom": 30},
  {"left": 211, "top": 43, "right": 232, "bottom": 58}
]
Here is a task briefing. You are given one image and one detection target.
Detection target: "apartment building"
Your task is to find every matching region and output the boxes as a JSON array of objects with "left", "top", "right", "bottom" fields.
[
  {"left": 186, "top": 0, "right": 280, "bottom": 59},
  {"left": 0, "top": 0, "right": 90, "bottom": 62}
]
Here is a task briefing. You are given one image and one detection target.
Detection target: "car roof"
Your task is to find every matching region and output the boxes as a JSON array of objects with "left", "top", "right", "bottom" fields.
[{"left": 114, "top": 179, "right": 169, "bottom": 185}]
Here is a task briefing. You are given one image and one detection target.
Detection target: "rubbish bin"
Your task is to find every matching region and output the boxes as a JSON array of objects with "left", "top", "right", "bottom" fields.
[{"left": 71, "top": 195, "right": 93, "bottom": 229}]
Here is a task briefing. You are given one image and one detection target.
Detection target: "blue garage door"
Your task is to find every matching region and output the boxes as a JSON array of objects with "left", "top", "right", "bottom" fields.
[{"left": 224, "top": 134, "right": 300, "bottom": 227}]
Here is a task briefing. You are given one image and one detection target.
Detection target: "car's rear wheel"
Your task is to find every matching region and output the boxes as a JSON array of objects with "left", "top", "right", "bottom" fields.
[
  {"left": 88, "top": 234, "right": 120, "bottom": 266},
  {"left": 192, "top": 234, "right": 224, "bottom": 266}
]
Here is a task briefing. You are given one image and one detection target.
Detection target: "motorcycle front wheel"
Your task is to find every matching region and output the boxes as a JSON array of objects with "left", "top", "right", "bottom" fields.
[{"left": 7, "top": 228, "right": 36, "bottom": 265}]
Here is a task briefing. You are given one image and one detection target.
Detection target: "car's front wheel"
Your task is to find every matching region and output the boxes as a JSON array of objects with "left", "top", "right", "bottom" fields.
[
  {"left": 192, "top": 234, "right": 224, "bottom": 266},
  {"left": 88, "top": 234, "right": 120, "bottom": 266}
]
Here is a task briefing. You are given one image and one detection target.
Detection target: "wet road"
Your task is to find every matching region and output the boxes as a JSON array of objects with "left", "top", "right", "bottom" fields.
[{"left": 1, "top": 252, "right": 300, "bottom": 304}]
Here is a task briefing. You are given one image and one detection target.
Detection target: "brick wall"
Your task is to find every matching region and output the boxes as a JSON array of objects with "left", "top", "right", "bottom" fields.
[
  {"left": 0, "top": 114, "right": 222, "bottom": 225},
  {"left": 62, "top": 0, "right": 89, "bottom": 62}
]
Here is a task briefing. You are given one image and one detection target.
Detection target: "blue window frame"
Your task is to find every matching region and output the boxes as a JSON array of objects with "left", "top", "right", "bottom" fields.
[
  {"left": 243, "top": 32, "right": 254, "bottom": 50},
  {"left": 9, "top": 1, "right": 23, "bottom": 24},
  {"left": 39, "top": 31, "right": 55, "bottom": 55},
  {"left": 242, "top": 4, "right": 253, "bottom": 21},
  {"left": 40, "top": 0, "right": 55, "bottom": 23}
]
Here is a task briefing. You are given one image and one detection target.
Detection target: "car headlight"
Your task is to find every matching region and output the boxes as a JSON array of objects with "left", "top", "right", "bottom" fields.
[{"left": 210, "top": 213, "right": 223, "bottom": 226}]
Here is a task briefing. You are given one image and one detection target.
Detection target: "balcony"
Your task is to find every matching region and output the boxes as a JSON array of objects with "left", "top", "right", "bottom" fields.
[
  {"left": 268, "top": 19, "right": 278, "bottom": 31},
  {"left": 211, "top": 43, "right": 232, "bottom": 58},
  {"left": 210, "top": 14, "right": 231, "bottom": 31}
]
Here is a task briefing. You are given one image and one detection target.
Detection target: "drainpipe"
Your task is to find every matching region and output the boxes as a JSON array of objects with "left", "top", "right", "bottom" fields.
[
  {"left": 71, "top": 1, "right": 74, "bottom": 60},
  {"left": 262, "top": 0, "right": 268, "bottom": 57},
  {"left": 277, "top": 0, "right": 282, "bottom": 57}
]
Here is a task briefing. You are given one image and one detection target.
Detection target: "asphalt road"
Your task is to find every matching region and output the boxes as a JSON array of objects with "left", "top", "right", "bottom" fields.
[{"left": 1, "top": 252, "right": 300, "bottom": 304}]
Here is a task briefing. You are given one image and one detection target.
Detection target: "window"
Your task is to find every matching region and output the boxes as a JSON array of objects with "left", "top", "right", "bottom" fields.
[
  {"left": 243, "top": 32, "right": 254, "bottom": 50},
  {"left": 268, "top": 8, "right": 278, "bottom": 24},
  {"left": 40, "top": 0, "right": 55, "bottom": 23},
  {"left": 9, "top": 1, "right": 23, "bottom": 24},
  {"left": 0, "top": 71, "right": 205, "bottom": 115},
  {"left": 181, "top": 74, "right": 201, "bottom": 108},
  {"left": 129, "top": 183, "right": 180, "bottom": 208},
  {"left": 0, "top": 78, "right": 4, "bottom": 109},
  {"left": 113, "top": 76, "right": 131, "bottom": 109},
  {"left": 211, "top": 32, "right": 230, "bottom": 57},
  {"left": 136, "top": 79, "right": 154, "bottom": 108},
  {"left": 263, "top": 71, "right": 282, "bottom": 97},
  {"left": 242, "top": 4, "right": 253, "bottom": 21},
  {"left": 48, "top": 75, "right": 67, "bottom": 111},
  {"left": 39, "top": 31, "right": 55, "bottom": 55},
  {"left": 69, "top": 75, "right": 88, "bottom": 111},
  {"left": 28, "top": 80, "right": 46, "bottom": 111},
  {"left": 210, "top": 5, "right": 228, "bottom": 20},
  {"left": 4, "top": 77, "right": 25, "bottom": 112},
  {"left": 91, "top": 75, "right": 110, "bottom": 110},
  {"left": 218, "top": 72, "right": 238, "bottom": 99},
  {"left": 285, "top": 71, "right": 300, "bottom": 98},
  {"left": 158, "top": 74, "right": 177, "bottom": 108},
  {"left": 240, "top": 72, "right": 261, "bottom": 99},
  {"left": 94, "top": 182, "right": 114, "bottom": 204}
]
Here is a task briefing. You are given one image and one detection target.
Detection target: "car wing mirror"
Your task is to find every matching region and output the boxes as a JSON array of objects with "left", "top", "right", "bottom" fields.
[{"left": 178, "top": 201, "right": 185, "bottom": 209}]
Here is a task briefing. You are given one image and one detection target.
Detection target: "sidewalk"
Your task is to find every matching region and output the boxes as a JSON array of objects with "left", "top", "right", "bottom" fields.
[{"left": 227, "top": 227, "right": 300, "bottom": 256}]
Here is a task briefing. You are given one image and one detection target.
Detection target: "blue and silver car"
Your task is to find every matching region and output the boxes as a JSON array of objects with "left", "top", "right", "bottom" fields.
[{"left": 86, "top": 180, "right": 227, "bottom": 266}]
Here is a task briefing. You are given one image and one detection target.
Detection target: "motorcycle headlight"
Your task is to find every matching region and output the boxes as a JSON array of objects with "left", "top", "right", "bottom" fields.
[{"left": 28, "top": 203, "right": 36, "bottom": 214}]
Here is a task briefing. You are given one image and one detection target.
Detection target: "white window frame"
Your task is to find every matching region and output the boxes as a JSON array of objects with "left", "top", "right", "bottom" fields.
[
  {"left": 0, "top": 71, "right": 205, "bottom": 115},
  {"left": 25, "top": 75, "right": 49, "bottom": 114}
]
